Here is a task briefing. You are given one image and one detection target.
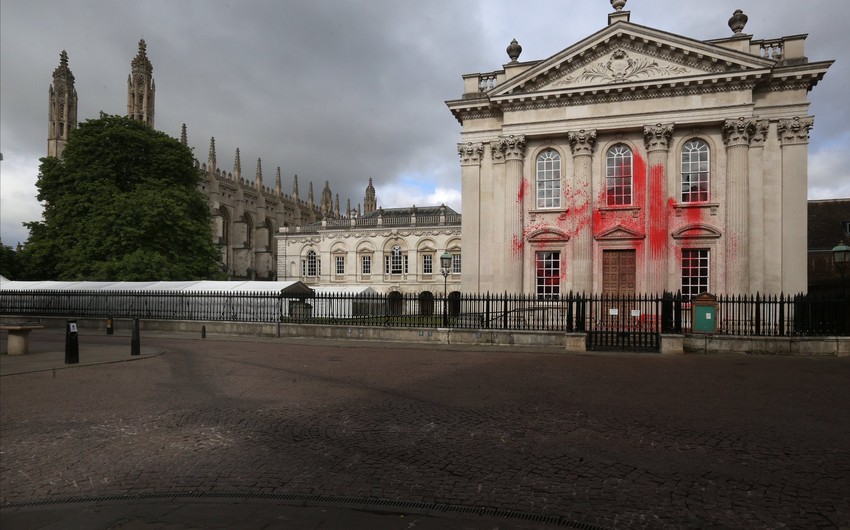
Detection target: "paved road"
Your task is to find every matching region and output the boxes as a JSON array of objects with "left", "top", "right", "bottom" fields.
[{"left": 1, "top": 329, "right": 849, "bottom": 529}]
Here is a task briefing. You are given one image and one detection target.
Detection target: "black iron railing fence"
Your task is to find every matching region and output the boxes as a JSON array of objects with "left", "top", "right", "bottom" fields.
[{"left": 0, "top": 290, "right": 847, "bottom": 336}]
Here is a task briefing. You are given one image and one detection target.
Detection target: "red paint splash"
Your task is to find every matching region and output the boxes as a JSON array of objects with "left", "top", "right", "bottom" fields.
[
  {"left": 511, "top": 234, "right": 524, "bottom": 257},
  {"left": 517, "top": 178, "right": 530, "bottom": 203},
  {"left": 647, "top": 162, "right": 667, "bottom": 258}
]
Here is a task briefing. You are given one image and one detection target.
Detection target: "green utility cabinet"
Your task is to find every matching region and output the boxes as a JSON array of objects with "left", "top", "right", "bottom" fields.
[{"left": 692, "top": 292, "right": 718, "bottom": 333}]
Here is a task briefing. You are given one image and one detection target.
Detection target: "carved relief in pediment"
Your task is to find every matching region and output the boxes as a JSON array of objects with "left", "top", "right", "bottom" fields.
[{"left": 554, "top": 49, "right": 690, "bottom": 88}]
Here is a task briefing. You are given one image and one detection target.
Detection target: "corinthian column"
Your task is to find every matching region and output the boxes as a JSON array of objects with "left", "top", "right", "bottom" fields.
[
  {"left": 567, "top": 129, "right": 597, "bottom": 293},
  {"left": 777, "top": 116, "right": 814, "bottom": 294},
  {"left": 643, "top": 123, "right": 674, "bottom": 294},
  {"left": 499, "top": 134, "right": 527, "bottom": 294},
  {"left": 748, "top": 120, "right": 769, "bottom": 294},
  {"left": 458, "top": 142, "right": 484, "bottom": 293},
  {"left": 722, "top": 117, "right": 755, "bottom": 294}
]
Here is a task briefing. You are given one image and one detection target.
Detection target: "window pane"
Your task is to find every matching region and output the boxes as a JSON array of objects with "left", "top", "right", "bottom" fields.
[
  {"left": 681, "top": 140, "right": 710, "bottom": 203},
  {"left": 535, "top": 251, "right": 561, "bottom": 300},
  {"left": 681, "top": 249, "right": 709, "bottom": 299},
  {"left": 606, "top": 145, "right": 632, "bottom": 206},
  {"left": 536, "top": 149, "right": 561, "bottom": 209}
]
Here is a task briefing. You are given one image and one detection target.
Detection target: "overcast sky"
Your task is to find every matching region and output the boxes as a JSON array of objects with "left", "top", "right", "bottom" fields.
[{"left": 1, "top": 0, "right": 847, "bottom": 247}]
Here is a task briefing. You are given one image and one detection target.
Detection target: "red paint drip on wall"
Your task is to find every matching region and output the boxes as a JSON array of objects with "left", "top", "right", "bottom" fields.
[
  {"left": 517, "top": 178, "right": 530, "bottom": 203},
  {"left": 647, "top": 162, "right": 667, "bottom": 258}
]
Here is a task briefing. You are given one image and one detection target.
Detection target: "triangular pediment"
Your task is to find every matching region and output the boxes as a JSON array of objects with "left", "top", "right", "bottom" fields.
[
  {"left": 491, "top": 22, "right": 774, "bottom": 99},
  {"left": 672, "top": 224, "right": 722, "bottom": 239},
  {"left": 594, "top": 225, "right": 645, "bottom": 241}
]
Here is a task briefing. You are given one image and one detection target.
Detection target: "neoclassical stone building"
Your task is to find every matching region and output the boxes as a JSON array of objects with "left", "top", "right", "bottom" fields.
[
  {"left": 446, "top": 2, "right": 833, "bottom": 297},
  {"left": 277, "top": 180, "right": 463, "bottom": 295},
  {"left": 47, "top": 40, "right": 347, "bottom": 280}
]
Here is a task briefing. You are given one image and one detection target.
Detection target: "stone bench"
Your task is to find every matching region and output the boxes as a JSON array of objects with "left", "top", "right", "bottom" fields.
[{"left": 0, "top": 324, "right": 45, "bottom": 355}]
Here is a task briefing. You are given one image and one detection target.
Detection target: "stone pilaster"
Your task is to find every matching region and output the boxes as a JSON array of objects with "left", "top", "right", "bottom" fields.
[
  {"left": 722, "top": 117, "right": 755, "bottom": 294},
  {"left": 643, "top": 123, "right": 674, "bottom": 294},
  {"left": 777, "top": 116, "right": 813, "bottom": 294},
  {"left": 748, "top": 120, "right": 769, "bottom": 294},
  {"left": 499, "top": 134, "right": 527, "bottom": 294},
  {"left": 458, "top": 142, "right": 484, "bottom": 293},
  {"left": 567, "top": 129, "right": 597, "bottom": 293}
]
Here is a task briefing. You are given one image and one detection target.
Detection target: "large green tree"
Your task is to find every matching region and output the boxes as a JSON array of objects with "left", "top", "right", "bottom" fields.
[{"left": 22, "top": 115, "right": 222, "bottom": 280}]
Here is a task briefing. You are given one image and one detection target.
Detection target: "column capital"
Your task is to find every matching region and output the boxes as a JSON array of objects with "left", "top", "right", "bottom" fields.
[
  {"left": 499, "top": 134, "right": 527, "bottom": 161},
  {"left": 749, "top": 120, "right": 770, "bottom": 147},
  {"left": 567, "top": 129, "right": 597, "bottom": 156},
  {"left": 643, "top": 123, "right": 674, "bottom": 152},
  {"left": 777, "top": 116, "right": 814, "bottom": 146},
  {"left": 457, "top": 142, "right": 484, "bottom": 166},
  {"left": 722, "top": 117, "right": 756, "bottom": 147}
]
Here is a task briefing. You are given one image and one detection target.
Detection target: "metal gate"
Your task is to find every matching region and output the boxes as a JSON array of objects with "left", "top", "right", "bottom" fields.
[{"left": 586, "top": 293, "right": 662, "bottom": 352}]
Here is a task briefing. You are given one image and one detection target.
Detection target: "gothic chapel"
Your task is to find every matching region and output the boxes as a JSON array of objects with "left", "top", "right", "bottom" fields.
[
  {"left": 47, "top": 39, "right": 359, "bottom": 280},
  {"left": 447, "top": 2, "right": 832, "bottom": 297}
]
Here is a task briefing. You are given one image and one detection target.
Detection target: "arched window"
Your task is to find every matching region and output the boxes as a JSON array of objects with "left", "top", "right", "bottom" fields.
[
  {"left": 605, "top": 144, "right": 633, "bottom": 206},
  {"left": 536, "top": 149, "right": 561, "bottom": 209},
  {"left": 384, "top": 245, "right": 408, "bottom": 275},
  {"left": 305, "top": 250, "right": 318, "bottom": 277},
  {"left": 681, "top": 139, "right": 710, "bottom": 203}
]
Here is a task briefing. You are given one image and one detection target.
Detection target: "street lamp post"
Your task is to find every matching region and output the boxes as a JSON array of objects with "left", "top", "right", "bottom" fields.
[{"left": 440, "top": 251, "right": 453, "bottom": 327}]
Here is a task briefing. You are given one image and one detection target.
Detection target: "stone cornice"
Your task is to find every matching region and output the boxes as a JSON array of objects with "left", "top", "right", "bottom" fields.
[
  {"left": 494, "top": 77, "right": 762, "bottom": 113},
  {"left": 777, "top": 116, "right": 813, "bottom": 145}
]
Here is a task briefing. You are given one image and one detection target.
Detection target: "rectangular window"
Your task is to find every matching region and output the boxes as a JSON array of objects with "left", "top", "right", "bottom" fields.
[
  {"left": 335, "top": 256, "right": 344, "bottom": 275},
  {"left": 682, "top": 249, "right": 709, "bottom": 299},
  {"left": 361, "top": 255, "right": 371, "bottom": 275},
  {"left": 391, "top": 251, "right": 403, "bottom": 274},
  {"left": 452, "top": 254, "right": 462, "bottom": 274},
  {"left": 536, "top": 251, "right": 560, "bottom": 300},
  {"left": 423, "top": 255, "right": 433, "bottom": 275}
]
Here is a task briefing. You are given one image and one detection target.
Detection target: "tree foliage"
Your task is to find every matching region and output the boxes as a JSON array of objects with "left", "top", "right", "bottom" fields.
[{"left": 21, "top": 115, "right": 222, "bottom": 280}]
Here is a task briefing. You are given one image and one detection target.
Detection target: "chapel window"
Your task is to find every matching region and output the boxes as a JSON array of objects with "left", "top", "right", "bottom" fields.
[
  {"left": 536, "top": 149, "right": 561, "bottom": 209},
  {"left": 606, "top": 144, "right": 633, "bottom": 206},
  {"left": 681, "top": 140, "right": 710, "bottom": 203}
]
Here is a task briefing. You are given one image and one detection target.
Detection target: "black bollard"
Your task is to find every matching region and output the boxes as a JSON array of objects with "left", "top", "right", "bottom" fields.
[
  {"left": 131, "top": 318, "right": 140, "bottom": 356},
  {"left": 65, "top": 319, "right": 79, "bottom": 364},
  {"left": 201, "top": 325, "right": 206, "bottom": 339},
  {"left": 106, "top": 316, "right": 114, "bottom": 335}
]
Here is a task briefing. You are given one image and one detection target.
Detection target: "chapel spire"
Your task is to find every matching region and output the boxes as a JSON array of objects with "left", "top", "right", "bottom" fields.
[
  {"left": 127, "top": 39, "right": 155, "bottom": 127},
  {"left": 363, "top": 177, "right": 377, "bottom": 214},
  {"left": 48, "top": 50, "right": 78, "bottom": 158}
]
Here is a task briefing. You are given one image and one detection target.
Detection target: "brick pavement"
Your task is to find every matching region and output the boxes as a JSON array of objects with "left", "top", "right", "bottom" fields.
[{"left": 1, "top": 329, "right": 849, "bottom": 529}]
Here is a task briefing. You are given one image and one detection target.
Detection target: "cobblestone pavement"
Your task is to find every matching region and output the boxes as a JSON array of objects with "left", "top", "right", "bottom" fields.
[{"left": 2, "top": 330, "right": 849, "bottom": 529}]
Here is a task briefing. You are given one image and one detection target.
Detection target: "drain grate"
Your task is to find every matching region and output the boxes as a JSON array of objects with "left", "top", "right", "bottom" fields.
[{"left": 1, "top": 491, "right": 612, "bottom": 529}]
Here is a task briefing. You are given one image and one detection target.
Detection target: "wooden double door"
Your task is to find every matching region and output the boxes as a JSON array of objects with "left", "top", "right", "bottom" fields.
[{"left": 602, "top": 249, "right": 636, "bottom": 295}]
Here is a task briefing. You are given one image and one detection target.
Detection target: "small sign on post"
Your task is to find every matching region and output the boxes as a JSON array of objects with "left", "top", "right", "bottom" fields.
[{"left": 65, "top": 319, "right": 79, "bottom": 364}]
